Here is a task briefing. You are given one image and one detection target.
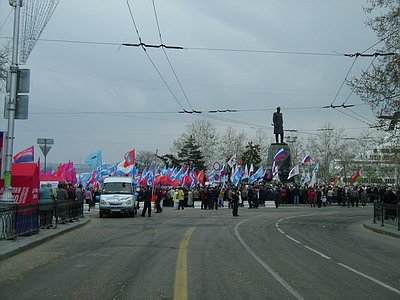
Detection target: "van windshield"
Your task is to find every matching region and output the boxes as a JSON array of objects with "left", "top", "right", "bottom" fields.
[{"left": 102, "top": 182, "right": 132, "bottom": 194}]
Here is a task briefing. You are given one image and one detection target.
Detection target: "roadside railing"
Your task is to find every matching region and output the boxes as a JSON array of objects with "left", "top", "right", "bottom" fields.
[
  {"left": 373, "top": 202, "right": 400, "bottom": 230},
  {"left": 0, "top": 200, "right": 84, "bottom": 240}
]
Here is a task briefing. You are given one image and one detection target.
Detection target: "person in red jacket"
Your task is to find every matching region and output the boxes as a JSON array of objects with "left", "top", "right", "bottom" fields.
[{"left": 308, "top": 188, "right": 316, "bottom": 208}]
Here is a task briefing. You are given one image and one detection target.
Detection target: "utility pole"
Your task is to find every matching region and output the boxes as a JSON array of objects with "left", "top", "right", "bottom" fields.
[{"left": 1, "top": 0, "right": 22, "bottom": 203}]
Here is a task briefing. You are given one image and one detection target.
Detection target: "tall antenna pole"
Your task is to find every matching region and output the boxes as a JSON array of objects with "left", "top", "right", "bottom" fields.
[{"left": 1, "top": 0, "right": 22, "bottom": 203}]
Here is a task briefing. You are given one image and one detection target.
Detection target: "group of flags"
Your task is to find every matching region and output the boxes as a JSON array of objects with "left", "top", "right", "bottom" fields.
[
  {"left": 12, "top": 145, "right": 363, "bottom": 188},
  {"left": 78, "top": 163, "right": 206, "bottom": 189}
]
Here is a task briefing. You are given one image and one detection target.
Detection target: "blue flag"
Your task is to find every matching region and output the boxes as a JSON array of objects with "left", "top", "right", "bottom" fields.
[
  {"left": 248, "top": 166, "right": 264, "bottom": 183},
  {"left": 85, "top": 150, "right": 102, "bottom": 167}
]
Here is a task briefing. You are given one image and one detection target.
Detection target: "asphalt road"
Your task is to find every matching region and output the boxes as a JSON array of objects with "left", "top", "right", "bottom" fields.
[{"left": 0, "top": 205, "right": 399, "bottom": 300}]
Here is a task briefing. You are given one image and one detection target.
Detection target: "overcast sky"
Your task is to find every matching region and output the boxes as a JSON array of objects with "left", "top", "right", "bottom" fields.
[{"left": 0, "top": 0, "right": 381, "bottom": 166}]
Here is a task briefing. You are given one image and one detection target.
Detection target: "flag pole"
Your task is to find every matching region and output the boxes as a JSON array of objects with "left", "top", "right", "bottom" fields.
[{"left": 151, "top": 149, "right": 158, "bottom": 196}]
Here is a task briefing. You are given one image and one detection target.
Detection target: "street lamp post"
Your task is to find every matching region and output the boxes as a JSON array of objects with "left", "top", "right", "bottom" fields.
[{"left": 1, "top": 0, "right": 22, "bottom": 203}]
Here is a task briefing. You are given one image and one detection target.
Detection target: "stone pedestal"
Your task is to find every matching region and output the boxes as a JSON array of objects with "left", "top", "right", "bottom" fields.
[{"left": 266, "top": 143, "right": 291, "bottom": 182}]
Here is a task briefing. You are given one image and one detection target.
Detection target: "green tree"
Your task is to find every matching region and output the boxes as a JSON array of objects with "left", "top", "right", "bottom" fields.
[
  {"left": 241, "top": 141, "right": 262, "bottom": 168},
  {"left": 172, "top": 120, "right": 219, "bottom": 169},
  {"left": 348, "top": 0, "right": 399, "bottom": 123},
  {"left": 177, "top": 135, "right": 206, "bottom": 172},
  {"left": 158, "top": 154, "right": 181, "bottom": 168}
]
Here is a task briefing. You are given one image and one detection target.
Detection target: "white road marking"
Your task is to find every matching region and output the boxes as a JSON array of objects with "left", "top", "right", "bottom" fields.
[
  {"left": 285, "top": 235, "right": 301, "bottom": 244},
  {"left": 235, "top": 218, "right": 304, "bottom": 300},
  {"left": 338, "top": 263, "right": 400, "bottom": 295},
  {"left": 304, "top": 246, "right": 331, "bottom": 260},
  {"left": 277, "top": 228, "right": 285, "bottom": 234}
]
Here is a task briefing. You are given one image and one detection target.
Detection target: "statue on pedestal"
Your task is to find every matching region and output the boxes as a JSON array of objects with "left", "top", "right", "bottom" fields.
[{"left": 273, "top": 107, "right": 284, "bottom": 144}]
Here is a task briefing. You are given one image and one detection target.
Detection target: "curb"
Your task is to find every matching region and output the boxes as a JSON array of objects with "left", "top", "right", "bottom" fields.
[
  {"left": 0, "top": 218, "right": 90, "bottom": 262},
  {"left": 363, "top": 223, "right": 400, "bottom": 239}
]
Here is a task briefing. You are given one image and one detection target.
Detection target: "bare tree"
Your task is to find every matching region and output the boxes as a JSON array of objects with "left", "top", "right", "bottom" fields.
[
  {"left": 0, "top": 45, "right": 11, "bottom": 93},
  {"left": 307, "top": 123, "right": 347, "bottom": 184},
  {"left": 253, "top": 128, "right": 271, "bottom": 165},
  {"left": 218, "top": 126, "right": 247, "bottom": 163},
  {"left": 348, "top": 0, "right": 399, "bottom": 123},
  {"left": 287, "top": 136, "right": 305, "bottom": 167},
  {"left": 172, "top": 120, "right": 219, "bottom": 169},
  {"left": 136, "top": 150, "right": 155, "bottom": 170}
]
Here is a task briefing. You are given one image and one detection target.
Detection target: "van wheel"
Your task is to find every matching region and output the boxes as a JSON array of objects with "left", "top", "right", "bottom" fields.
[
  {"left": 99, "top": 212, "right": 104, "bottom": 218},
  {"left": 130, "top": 211, "right": 135, "bottom": 218}
]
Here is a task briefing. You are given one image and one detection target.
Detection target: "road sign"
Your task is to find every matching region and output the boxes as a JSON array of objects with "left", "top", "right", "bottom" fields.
[
  {"left": 39, "top": 145, "right": 52, "bottom": 156},
  {"left": 4, "top": 95, "right": 29, "bottom": 119},
  {"left": 6, "top": 69, "right": 30, "bottom": 93},
  {"left": 37, "top": 138, "right": 54, "bottom": 145},
  {"left": 213, "top": 161, "right": 221, "bottom": 171}
]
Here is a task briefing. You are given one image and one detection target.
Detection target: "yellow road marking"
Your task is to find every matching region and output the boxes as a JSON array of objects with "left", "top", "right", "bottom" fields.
[{"left": 173, "top": 227, "right": 195, "bottom": 300}]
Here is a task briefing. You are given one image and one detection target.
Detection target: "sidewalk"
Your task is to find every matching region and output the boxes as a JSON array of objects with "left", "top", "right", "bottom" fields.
[
  {"left": 0, "top": 212, "right": 90, "bottom": 261},
  {"left": 363, "top": 221, "right": 400, "bottom": 239}
]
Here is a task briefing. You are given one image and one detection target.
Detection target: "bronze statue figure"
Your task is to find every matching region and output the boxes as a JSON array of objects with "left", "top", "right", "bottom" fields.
[{"left": 273, "top": 107, "right": 284, "bottom": 143}]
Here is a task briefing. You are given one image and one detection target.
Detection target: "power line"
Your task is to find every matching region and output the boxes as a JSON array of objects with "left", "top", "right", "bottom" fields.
[
  {"left": 0, "top": 9, "right": 12, "bottom": 33},
  {"left": 330, "top": 56, "right": 358, "bottom": 106},
  {"left": 126, "top": 0, "right": 188, "bottom": 112},
  {"left": 342, "top": 55, "right": 377, "bottom": 105},
  {"left": 152, "top": 0, "right": 195, "bottom": 111},
  {"left": 344, "top": 107, "right": 376, "bottom": 124},
  {"left": 332, "top": 107, "right": 372, "bottom": 126},
  {"left": 184, "top": 46, "right": 342, "bottom": 56},
  {"left": 344, "top": 52, "right": 396, "bottom": 57}
]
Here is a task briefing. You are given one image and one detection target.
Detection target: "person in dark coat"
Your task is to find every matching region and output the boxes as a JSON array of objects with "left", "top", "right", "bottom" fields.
[
  {"left": 141, "top": 186, "right": 152, "bottom": 217},
  {"left": 155, "top": 184, "right": 163, "bottom": 213},
  {"left": 231, "top": 188, "right": 239, "bottom": 216},
  {"left": 382, "top": 187, "right": 397, "bottom": 219}
]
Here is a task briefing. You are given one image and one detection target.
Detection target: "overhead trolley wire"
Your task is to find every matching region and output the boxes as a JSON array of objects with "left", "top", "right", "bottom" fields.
[
  {"left": 332, "top": 107, "right": 372, "bottom": 126},
  {"left": 126, "top": 0, "right": 188, "bottom": 112},
  {"left": 329, "top": 56, "right": 358, "bottom": 107},
  {"left": 152, "top": 0, "right": 195, "bottom": 112},
  {"left": 342, "top": 55, "right": 377, "bottom": 106}
]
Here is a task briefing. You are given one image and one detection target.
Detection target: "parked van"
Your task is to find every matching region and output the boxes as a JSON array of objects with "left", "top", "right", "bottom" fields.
[{"left": 99, "top": 177, "right": 137, "bottom": 218}]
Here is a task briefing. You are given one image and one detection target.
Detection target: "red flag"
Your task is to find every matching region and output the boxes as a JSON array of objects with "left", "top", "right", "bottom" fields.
[
  {"left": 13, "top": 146, "right": 34, "bottom": 163},
  {"left": 56, "top": 163, "right": 63, "bottom": 176},
  {"left": 197, "top": 170, "right": 204, "bottom": 186},
  {"left": 350, "top": 171, "right": 361, "bottom": 185},
  {"left": 123, "top": 149, "right": 135, "bottom": 167}
]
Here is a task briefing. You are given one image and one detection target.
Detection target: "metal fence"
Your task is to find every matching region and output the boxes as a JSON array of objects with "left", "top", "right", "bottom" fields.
[
  {"left": 0, "top": 200, "right": 84, "bottom": 240},
  {"left": 373, "top": 202, "right": 400, "bottom": 230}
]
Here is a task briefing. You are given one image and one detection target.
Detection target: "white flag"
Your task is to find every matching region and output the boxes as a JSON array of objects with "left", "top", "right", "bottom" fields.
[
  {"left": 242, "top": 164, "right": 249, "bottom": 180},
  {"left": 227, "top": 154, "right": 237, "bottom": 168},
  {"left": 116, "top": 161, "right": 133, "bottom": 174},
  {"left": 288, "top": 164, "right": 299, "bottom": 180},
  {"left": 249, "top": 163, "right": 254, "bottom": 174},
  {"left": 272, "top": 165, "right": 279, "bottom": 181},
  {"left": 310, "top": 172, "right": 317, "bottom": 186},
  {"left": 305, "top": 172, "right": 311, "bottom": 184},
  {"left": 301, "top": 171, "right": 306, "bottom": 183}
]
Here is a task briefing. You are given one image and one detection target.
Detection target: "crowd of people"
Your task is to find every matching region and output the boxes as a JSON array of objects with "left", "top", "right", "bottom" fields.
[
  {"left": 39, "top": 180, "right": 400, "bottom": 222},
  {"left": 38, "top": 182, "right": 98, "bottom": 228},
  {"left": 134, "top": 182, "right": 400, "bottom": 216}
]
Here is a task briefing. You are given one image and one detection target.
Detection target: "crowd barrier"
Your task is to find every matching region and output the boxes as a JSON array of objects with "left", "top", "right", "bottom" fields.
[
  {"left": 373, "top": 202, "right": 400, "bottom": 230},
  {"left": 0, "top": 200, "right": 84, "bottom": 240}
]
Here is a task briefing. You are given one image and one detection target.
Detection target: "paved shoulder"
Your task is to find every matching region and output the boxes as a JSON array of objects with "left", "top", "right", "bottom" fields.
[{"left": 0, "top": 217, "right": 90, "bottom": 261}]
